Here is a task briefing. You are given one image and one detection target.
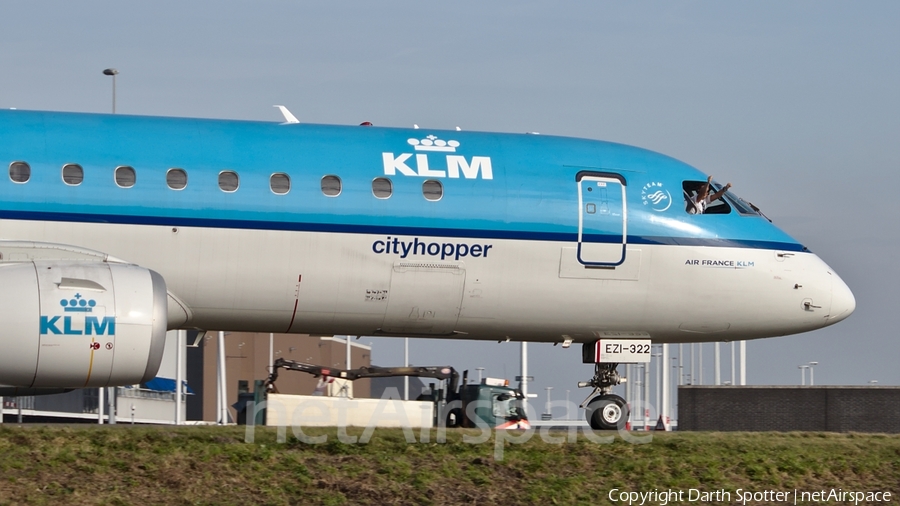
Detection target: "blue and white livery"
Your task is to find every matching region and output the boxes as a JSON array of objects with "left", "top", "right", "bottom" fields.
[{"left": 0, "top": 110, "right": 854, "bottom": 426}]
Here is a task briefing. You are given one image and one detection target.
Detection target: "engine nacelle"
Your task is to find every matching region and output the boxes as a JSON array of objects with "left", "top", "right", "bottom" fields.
[{"left": 0, "top": 261, "right": 167, "bottom": 388}]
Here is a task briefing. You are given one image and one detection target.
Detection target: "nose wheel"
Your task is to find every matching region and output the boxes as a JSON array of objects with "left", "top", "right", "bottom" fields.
[{"left": 585, "top": 394, "right": 629, "bottom": 430}]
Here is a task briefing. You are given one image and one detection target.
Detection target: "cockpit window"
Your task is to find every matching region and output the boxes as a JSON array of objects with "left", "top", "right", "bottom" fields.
[
  {"left": 721, "top": 190, "right": 761, "bottom": 216},
  {"left": 682, "top": 181, "right": 732, "bottom": 215}
]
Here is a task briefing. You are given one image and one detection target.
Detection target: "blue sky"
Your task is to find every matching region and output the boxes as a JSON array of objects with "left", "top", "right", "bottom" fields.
[{"left": 2, "top": 2, "right": 898, "bottom": 410}]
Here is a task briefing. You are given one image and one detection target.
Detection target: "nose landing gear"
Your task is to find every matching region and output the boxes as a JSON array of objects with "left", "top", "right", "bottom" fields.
[{"left": 579, "top": 362, "right": 629, "bottom": 430}]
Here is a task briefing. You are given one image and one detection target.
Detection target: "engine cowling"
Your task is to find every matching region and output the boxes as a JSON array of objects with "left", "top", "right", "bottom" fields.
[{"left": 0, "top": 261, "right": 167, "bottom": 388}]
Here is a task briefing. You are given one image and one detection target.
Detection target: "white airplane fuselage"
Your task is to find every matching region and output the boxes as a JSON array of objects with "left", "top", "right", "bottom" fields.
[{"left": 0, "top": 110, "right": 855, "bottom": 389}]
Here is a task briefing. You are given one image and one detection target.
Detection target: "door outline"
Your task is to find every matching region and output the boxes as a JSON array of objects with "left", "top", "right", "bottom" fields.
[
  {"left": 576, "top": 171, "right": 627, "bottom": 267},
  {"left": 380, "top": 261, "right": 466, "bottom": 335}
]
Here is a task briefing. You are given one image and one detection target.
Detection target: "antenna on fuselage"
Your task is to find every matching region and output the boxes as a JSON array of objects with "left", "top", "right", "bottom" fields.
[{"left": 273, "top": 105, "right": 299, "bottom": 124}]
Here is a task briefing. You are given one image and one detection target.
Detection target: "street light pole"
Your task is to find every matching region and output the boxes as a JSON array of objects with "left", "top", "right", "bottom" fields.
[
  {"left": 730, "top": 341, "right": 736, "bottom": 386},
  {"left": 102, "top": 68, "right": 118, "bottom": 114},
  {"left": 672, "top": 356, "right": 678, "bottom": 422},
  {"left": 690, "top": 343, "right": 695, "bottom": 385},
  {"left": 661, "top": 343, "right": 669, "bottom": 426},
  {"left": 175, "top": 329, "right": 184, "bottom": 425},
  {"left": 714, "top": 342, "right": 721, "bottom": 385},
  {"left": 218, "top": 331, "right": 227, "bottom": 424},
  {"left": 808, "top": 362, "right": 818, "bottom": 386},
  {"left": 698, "top": 343, "right": 703, "bottom": 385},
  {"left": 624, "top": 363, "right": 631, "bottom": 415},
  {"left": 544, "top": 387, "right": 553, "bottom": 419},
  {"left": 740, "top": 341, "right": 747, "bottom": 385},
  {"left": 643, "top": 361, "right": 650, "bottom": 430},
  {"left": 633, "top": 368, "right": 642, "bottom": 429},
  {"left": 404, "top": 337, "right": 409, "bottom": 401},
  {"left": 520, "top": 341, "right": 529, "bottom": 415},
  {"left": 653, "top": 350, "right": 661, "bottom": 419}
]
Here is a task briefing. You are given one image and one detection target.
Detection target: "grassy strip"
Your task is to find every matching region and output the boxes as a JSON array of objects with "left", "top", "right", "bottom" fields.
[{"left": 0, "top": 426, "right": 898, "bottom": 505}]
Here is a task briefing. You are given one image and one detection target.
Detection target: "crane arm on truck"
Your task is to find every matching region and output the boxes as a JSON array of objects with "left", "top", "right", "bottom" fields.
[{"left": 264, "top": 358, "right": 460, "bottom": 394}]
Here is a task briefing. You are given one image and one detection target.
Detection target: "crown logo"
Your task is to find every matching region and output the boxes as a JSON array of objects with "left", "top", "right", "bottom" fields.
[
  {"left": 60, "top": 293, "right": 96, "bottom": 313},
  {"left": 407, "top": 135, "right": 460, "bottom": 153}
]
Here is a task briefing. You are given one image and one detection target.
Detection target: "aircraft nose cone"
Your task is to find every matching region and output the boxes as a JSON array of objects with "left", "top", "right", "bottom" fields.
[{"left": 827, "top": 271, "right": 856, "bottom": 325}]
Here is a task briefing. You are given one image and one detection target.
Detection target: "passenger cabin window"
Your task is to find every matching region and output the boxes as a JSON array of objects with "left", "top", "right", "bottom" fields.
[
  {"left": 422, "top": 180, "right": 443, "bottom": 201},
  {"left": 218, "top": 171, "right": 239, "bottom": 192},
  {"left": 62, "top": 164, "right": 84, "bottom": 186},
  {"left": 270, "top": 173, "right": 290, "bottom": 195},
  {"left": 683, "top": 180, "right": 731, "bottom": 215},
  {"left": 321, "top": 175, "right": 341, "bottom": 197},
  {"left": 372, "top": 177, "right": 392, "bottom": 199},
  {"left": 167, "top": 168, "right": 187, "bottom": 190},
  {"left": 9, "top": 161, "right": 30, "bottom": 183},
  {"left": 115, "top": 166, "right": 136, "bottom": 188}
]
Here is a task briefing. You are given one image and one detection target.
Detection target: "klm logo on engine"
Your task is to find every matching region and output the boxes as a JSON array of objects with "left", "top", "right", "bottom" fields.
[
  {"left": 382, "top": 135, "right": 493, "bottom": 180},
  {"left": 39, "top": 294, "right": 116, "bottom": 336}
]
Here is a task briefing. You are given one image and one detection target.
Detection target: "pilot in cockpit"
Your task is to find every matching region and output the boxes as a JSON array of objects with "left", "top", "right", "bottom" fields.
[{"left": 687, "top": 175, "right": 732, "bottom": 215}]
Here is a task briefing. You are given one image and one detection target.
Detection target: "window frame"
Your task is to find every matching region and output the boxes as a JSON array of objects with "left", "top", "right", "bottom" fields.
[
  {"left": 682, "top": 180, "right": 732, "bottom": 215},
  {"left": 422, "top": 179, "right": 443, "bottom": 202},
  {"left": 269, "top": 172, "right": 291, "bottom": 195},
  {"left": 321, "top": 175, "right": 342, "bottom": 197},
  {"left": 62, "top": 163, "right": 84, "bottom": 186},
  {"left": 372, "top": 177, "right": 392, "bottom": 199},
  {"left": 166, "top": 168, "right": 188, "bottom": 190},
  {"left": 218, "top": 170, "right": 240, "bottom": 193},
  {"left": 114, "top": 165, "right": 137, "bottom": 188},
  {"left": 8, "top": 161, "right": 30, "bottom": 184}
]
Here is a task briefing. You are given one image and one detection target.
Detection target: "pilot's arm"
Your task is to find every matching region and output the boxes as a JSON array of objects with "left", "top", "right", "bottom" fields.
[{"left": 709, "top": 182, "right": 733, "bottom": 203}]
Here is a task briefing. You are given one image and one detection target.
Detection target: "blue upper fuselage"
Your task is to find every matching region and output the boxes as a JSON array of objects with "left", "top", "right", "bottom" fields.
[{"left": 0, "top": 109, "right": 803, "bottom": 251}]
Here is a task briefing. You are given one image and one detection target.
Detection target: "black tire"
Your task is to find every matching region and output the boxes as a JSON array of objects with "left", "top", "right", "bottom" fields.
[{"left": 585, "top": 394, "right": 629, "bottom": 430}]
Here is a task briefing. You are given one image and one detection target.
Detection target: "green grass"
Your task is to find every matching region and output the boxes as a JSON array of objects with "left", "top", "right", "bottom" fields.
[{"left": 0, "top": 426, "right": 898, "bottom": 505}]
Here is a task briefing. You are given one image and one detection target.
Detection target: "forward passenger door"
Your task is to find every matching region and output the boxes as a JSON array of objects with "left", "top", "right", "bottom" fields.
[{"left": 576, "top": 172, "right": 627, "bottom": 266}]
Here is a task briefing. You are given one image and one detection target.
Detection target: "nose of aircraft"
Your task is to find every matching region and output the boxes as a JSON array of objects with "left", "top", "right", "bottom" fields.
[{"left": 827, "top": 270, "right": 856, "bottom": 325}]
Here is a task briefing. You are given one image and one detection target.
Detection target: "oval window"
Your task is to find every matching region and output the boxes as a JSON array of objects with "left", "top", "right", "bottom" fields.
[
  {"left": 62, "top": 164, "right": 84, "bottom": 186},
  {"left": 321, "top": 175, "right": 341, "bottom": 197},
  {"left": 270, "top": 173, "right": 291, "bottom": 195},
  {"left": 423, "top": 180, "right": 443, "bottom": 201},
  {"left": 167, "top": 168, "right": 188, "bottom": 190},
  {"left": 9, "top": 161, "right": 30, "bottom": 183},
  {"left": 372, "top": 177, "right": 392, "bottom": 199},
  {"left": 115, "top": 166, "right": 136, "bottom": 188},
  {"left": 218, "top": 171, "right": 239, "bottom": 192}
]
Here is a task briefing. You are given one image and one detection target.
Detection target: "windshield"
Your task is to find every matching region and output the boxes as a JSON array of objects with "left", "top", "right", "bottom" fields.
[
  {"left": 492, "top": 394, "right": 520, "bottom": 419},
  {"left": 718, "top": 185, "right": 762, "bottom": 216}
]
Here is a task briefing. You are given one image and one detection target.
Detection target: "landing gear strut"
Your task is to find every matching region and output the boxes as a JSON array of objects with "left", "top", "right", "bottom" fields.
[{"left": 579, "top": 362, "right": 629, "bottom": 430}]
